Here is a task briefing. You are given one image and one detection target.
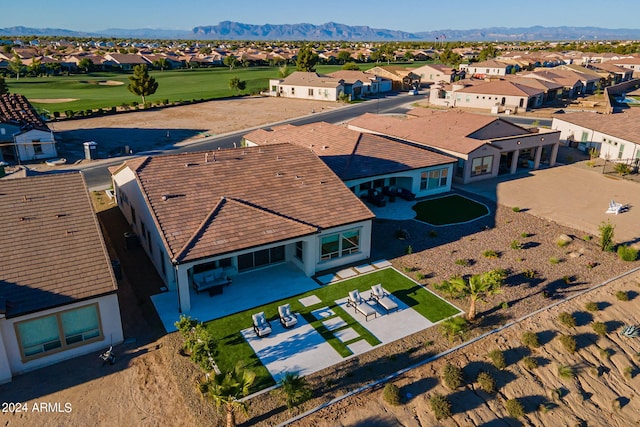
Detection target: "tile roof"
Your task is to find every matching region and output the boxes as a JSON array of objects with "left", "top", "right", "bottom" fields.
[
  {"left": 455, "top": 80, "right": 543, "bottom": 97},
  {"left": 0, "top": 172, "right": 117, "bottom": 318},
  {"left": 326, "top": 70, "right": 377, "bottom": 83},
  {"left": 348, "top": 110, "right": 531, "bottom": 155},
  {"left": 118, "top": 144, "right": 374, "bottom": 263},
  {"left": 0, "top": 94, "right": 50, "bottom": 132},
  {"left": 243, "top": 122, "right": 456, "bottom": 181},
  {"left": 279, "top": 71, "right": 344, "bottom": 88},
  {"left": 553, "top": 110, "right": 640, "bottom": 145}
]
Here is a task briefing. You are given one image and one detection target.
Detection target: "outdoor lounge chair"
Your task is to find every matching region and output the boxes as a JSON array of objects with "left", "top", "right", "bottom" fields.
[
  {"left": 347, "top": 290, "right": 377, "bottom": 321},
  {"left": 252, "top": 312, "right": 272, "bottom": 337},
  {"left": 370, "top": 284, "right": 398, "bottom": 314},
  {"left": 606, "top": 200, "right": 625, "bottom": 215},
  {"left": 278, "top": 304, "right": 298, "bottom": 328}
]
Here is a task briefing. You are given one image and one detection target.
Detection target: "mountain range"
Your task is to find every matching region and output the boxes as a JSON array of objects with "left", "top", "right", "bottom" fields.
[{"left": 2, "top": 21, "right": 640, "bottom": 41}]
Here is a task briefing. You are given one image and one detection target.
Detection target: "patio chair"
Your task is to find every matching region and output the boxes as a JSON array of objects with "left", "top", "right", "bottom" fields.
[
  {"left": 347, "top": 290, "right": 377, "bottom": 321},
  {"left": 370, "top": 284, "right": 398, "bottom": 314},
  {"left": 278, "top": 303, "right": 298, "bottom": 328},
  {"left": 606, "top": 200, "right": 625, "bottom": 215},
  {"left": 252, "top": 312, "right": 272, "bottom": 337}
]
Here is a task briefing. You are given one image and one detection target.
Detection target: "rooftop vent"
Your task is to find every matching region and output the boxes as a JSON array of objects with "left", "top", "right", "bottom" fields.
[
  {"left": 322, "top": 145, "right": 328, "bottom": 150},
  {"left": 275, "top": 172, "right": 283, "bottom": 177}
]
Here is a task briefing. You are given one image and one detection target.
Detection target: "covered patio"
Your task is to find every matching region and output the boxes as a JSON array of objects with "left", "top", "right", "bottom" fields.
[{"left": 151, "top": 262, "right": 320, "bottom": 332}]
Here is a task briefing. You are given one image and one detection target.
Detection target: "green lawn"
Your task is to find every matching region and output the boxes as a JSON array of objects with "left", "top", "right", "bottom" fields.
[
  {"left": 412, "top": 194, "right": 489, "bottom": 225},
  {"left": 202, "top": 267, "right": 459, "bottom": 392}
]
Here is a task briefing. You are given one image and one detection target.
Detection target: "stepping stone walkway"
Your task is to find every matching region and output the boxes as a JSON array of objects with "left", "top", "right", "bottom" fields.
[
  {"left": 334, "top": 327, "right": 359, "bottom": 343},
  {"left": 354, "top": 264, "right": 375, "bottom": 274},
  {"left": 299, "top": 295, "right": 322, "bottom": 307},
  {"left": 322, "top": 316, "right": 347, "bottom": 331}
]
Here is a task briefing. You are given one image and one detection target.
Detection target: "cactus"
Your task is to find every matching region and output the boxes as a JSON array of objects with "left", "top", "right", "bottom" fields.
[{"left": 619, "top": 324, "right": 640, "bottom": 338}]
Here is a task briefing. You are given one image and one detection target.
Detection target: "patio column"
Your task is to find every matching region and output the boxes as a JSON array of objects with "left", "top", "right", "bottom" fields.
[
  {"left": 0, "top": 324, "right": 12, "bottom": 384},
  {"left": 176, "top": 266, "right": 191, "bottom": 313},
  {"left": 533, "top": 146, "right": 542, "bottom": 169},
  {"left": 510, "top": 149, "right": 520, "bottom": 174},
  {"left": 549, "top": 142, "right": 559, "bottom": 167},
  {"left": 302, "top": 239, "right": 315, "bottom": 277}
]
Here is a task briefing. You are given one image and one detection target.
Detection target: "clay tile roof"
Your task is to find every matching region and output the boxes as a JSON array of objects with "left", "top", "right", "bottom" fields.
[
  {"left": 553, "top": 110, "right": 640, "bottom": 145},
  {"left": 243, "top": 122, "right": 456, "bottom": 181},
  {"left": 121, "top": 144, "right": 373, "bottom": 263},
  {"left": 0, "top": 172, "right": 117, "bottom": 318},
  {"left": 0, "top": 94, "right": 50, "bottom": 131},
  {"left": 456, "top": 80, "right": 544, "bottom": 97},
  {"left": 280, "top": 71, "right": 344, "bottom": 87}
]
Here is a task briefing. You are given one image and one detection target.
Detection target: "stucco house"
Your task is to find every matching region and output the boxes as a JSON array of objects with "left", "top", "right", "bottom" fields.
[
  {"left": 243, "top": 122, "right": 457, "bottom": 200},
  {"left": 552, "top": 110, "right": 640, "bottom": 161},
  {"left": 348, "top": 109, "right": 561, "bottom": 184},
  {"left": 0, "top": 94, "right": 57, "bottom": 164},
  {"left": 326, "top": 70, "right": 391, "bottom": 96},
  {"left": 611, "top": 57, "right": 640, "bottom": 77},
  {"left": 268, "top": 72, "right": 346, "bottom": 101},
  {"left": 103, "top": 53, "right": 150, "bottom": 70},
  {"left": 0, "top": 172, "right": 124, "bottom": 384},
  {"left": 460, "top": 60, "right": 516, "bottom": 77},
  {"left": 364, "top": 66, "right": 420, "bottom": 91},
  {"left": 110, "top": 144, "right": 374, "bottom": 315},
  {"left": 411, "top": 64, "right": 454, "bottom": 85}
]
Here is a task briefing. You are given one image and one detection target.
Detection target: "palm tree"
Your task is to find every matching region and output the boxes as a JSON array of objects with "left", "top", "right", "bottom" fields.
[
  {"left": 199, "top": 362, "right": 255, "bottom": 427},
  {"left": 439, "top": 316, "right": 468, "bottom": 342},
  {"left": 280, "top": 371, "right": 312, "bottom": 408},
  {"left": 452, "top": 271, "right": 504, "bottom": 321}
]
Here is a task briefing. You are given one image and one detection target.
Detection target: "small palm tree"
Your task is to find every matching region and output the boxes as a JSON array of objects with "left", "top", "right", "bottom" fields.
[
  {"left": 439, "top": 316, "right": 468, "bottom": 342},
  {"left": 280, "top": 371, "right": 312, "bottom": 408},
  {"left": 199, "top": 362, "right": 255, "bottom": 427},
  {"left": 452, "top": 271, "right": 504, "bottom": 321}
]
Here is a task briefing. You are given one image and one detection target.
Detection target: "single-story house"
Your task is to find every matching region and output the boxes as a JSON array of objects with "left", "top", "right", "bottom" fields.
[
  {"left": 364, "top": 66, "right": 420, "bottom": 91},
  {"left": 411, "top": 64, "right": 454, "bottom": 85},
  {"left": 348, "top": 109, "right": 561, "bottom": 184},
  {"left": 268, "top": 72, "right": 346, "bottom": 101},
  {"left": 0, "top": 172, "right": 124, "bottom": 384},
  {"left": 611, "top": 57, "right": 640, "bottom": 77},
  {"left": 326, "top": 70, "right": 392, "bottom": 96},
  {"left": 552, "top": 110, "right": 640, "bottom": 161},
  {"left": 110, "top": 144, "right": 375, "bottom": 314},
  {"left": 242, "top": 122, "right": 457, "bottom": 200},
  {"left": 0, "top": 94, "right": 57, "bottom": 164},
  {"left": 460, "top": 59, "right": 515, "bottom": 77},
  {"left": 103, "top": 53, "right": 151, "bottom": 71}
]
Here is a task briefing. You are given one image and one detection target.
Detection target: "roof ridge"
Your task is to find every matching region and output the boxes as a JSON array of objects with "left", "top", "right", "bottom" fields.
[
  {"left": 226, "top": 197, "right": 320, "bottom": 231},
  {"left": 174, "top": 196, "right": 227, "bottom": 262}
]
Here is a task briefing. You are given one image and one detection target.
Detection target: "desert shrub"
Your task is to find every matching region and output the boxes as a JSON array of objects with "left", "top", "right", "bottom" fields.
[
  {"left": 488, "top": 349, "right": 506, "bottom": 370},
  {"left": 476, "top": 371, "right": 496, "bottom": 393},
  {"left": 550, "top": 257, "right": 561, "bottom": 264},
  {"left": 521, "top": 232, "right": 529, "bottom": 238},
  {"left": 599, "top": 220, "right": 615, "bottom": 252},
  {"left": 511, "top": 240, "right": 523, "bottom": 250},
  {"left": 415, "top": 272, "right": 425, "bottom": 281},
  {"left": 501, "top": 301, "right": 509, "bottom": 310},
  {"left": 616, "top": 290, "right": 629, "bottom": 301},
  {"left": 523, "top": 269, "right": 538, "bottom": 279},
  {"left": 623, "top": 366, "right": 634, "bottom": 380},
  {"left": 505, "top": 398, "right": 525, "bottom": 418},
  {"left": 455, "top": 258, "right": 470, "bottom": 266},
  {"left": 557, "top": 364, "right": 576, "bottom": 379},
  {"left": 383, "top": 383, "right": 401, "bottom": 406},
  {"left": 558, "top": 335, "right": 577, "bottom": 353},
  {"left": 280, "top": 371, "right": 312, "bottom": 408},
  {"left": 405, "top": 245, "right": 412, "bottom": 255},
  {"left": 558, "top": 312, "right": 576, "bottom": 328},
  {"left": 583, "top": 235, "right": 592, "bottom": 241},
  {"left": 439, "top": 316, "right": 468, "bottom": 342},
  {"left": 599, "top": 347, "right": 612, "bottom": 359},
  {"left": 614, "top": 162, "right": 631, "bottom": 176},
  {"left": 523, "top": 356, "right": 538, "bottom": 370},
  {"left": 592, "top": 321, "right": 607, "bottom": 336},
  {"left": 441, "top": 363, "right": 463, "bottom": 390},
  {"left": 617, "top": 245, "right": 638, "bottom": 261},
  {"left": 585, "top": 301, "right": 599, "bottom": 312},
  {"left": 521, "top": 331, "right": 540, "bottom": 349},
  {"left": 557, "top": 239, "right": 570, "bottom": 247},
  {"left": 512, "top": 206, "right": 521, "bottom": 212},
  {"left": 483, "top": 249, "right": 499, "bottom": 259},
  {"left": 429, "top": 394, "right": 452, "bottom": 420}
]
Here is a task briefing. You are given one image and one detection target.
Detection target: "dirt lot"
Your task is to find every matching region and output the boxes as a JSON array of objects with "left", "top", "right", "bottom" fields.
[{"left": 2, "top": 99, "right": 639, "bottom": 427}]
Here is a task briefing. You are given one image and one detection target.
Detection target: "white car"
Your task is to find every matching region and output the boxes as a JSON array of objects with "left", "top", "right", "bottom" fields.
[{"left": 408, "top": 90, "right": 419, "bottom": 95}]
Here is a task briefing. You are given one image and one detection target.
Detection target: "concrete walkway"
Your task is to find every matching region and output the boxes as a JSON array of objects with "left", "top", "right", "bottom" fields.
[{"left": 464, "top": 164, "right": 640, "bottom": 244}]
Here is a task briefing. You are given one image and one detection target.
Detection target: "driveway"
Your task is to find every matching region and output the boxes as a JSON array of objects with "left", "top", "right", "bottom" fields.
[{"left": 464, "top": 164, "right": 640, "bottom": 244}]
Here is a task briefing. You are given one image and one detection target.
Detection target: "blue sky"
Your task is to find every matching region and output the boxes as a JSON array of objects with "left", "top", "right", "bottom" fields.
[{"left": 1, "top": 0, "right": 639, "bottom": 33}]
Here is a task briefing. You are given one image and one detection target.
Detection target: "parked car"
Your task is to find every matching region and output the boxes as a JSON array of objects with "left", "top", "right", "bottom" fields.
[{"left": 365, "top": 189, "right": 386, "bottom": 207}]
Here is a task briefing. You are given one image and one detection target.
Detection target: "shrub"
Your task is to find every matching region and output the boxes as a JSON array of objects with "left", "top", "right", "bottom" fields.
[
  {"left": 550, "top": 257, "right": 561, "bottom": 264},
  {"left": 558, "top": 335, "right": 577, "bottom": 353},
  {"left": 583, "top": 235, "right": 592, "bottom": 241},
  {"left": 405, "top": 245, "right": 413, "bottom": 255},
  {"left": 415, "top": 272, "right": 425, "bottom": 281},
  {"left": 476, "top": 371, "right": 496, "bottom": 393},
  {"left": 520, "top": 232, "right": 529, "bottom": 238},
  {"left": 523, "top": 356, "right": 538, "bottom": 370},
  {"left": 483, "top": 249, "right": 499, "bottom": 259},
  {"left": 523, "top": 269, "right": 537, "bottom": 279},
  {"left": 280, "top": 371, "right": 312, "bottom": 408},
  {"left": 383, "top": 383, "right": 401, "bottom": 406},
  {"left": 557, "top": 364, "right": 576, "bottom": 379},
  {"left": 441, "top": 363, "right": 463, "bottom": 389},
  {"left": 614, "top": 162, "right": 631, "bottom": 176},
  {"left": 488, "top": 349, "right": 506, "bottom": 370},
  {"left": 598, "top": 220, "right": 615, "bottom": 252},
  {"left": 558, "top": 312, "right": 576, "bottom": 328},
  {"left": 599, "top": 347, "right": 612, "bottom": 359},
  {"left": 557, "top": 239, "right": 570, "bottom": 247},
  {"left": 617, "top": 245, "right": 638, "bottom": 261},
  {"left": 585, "top": 301, "right": 599, "bottom": 312},
  {"left": 512, "top": 206, "right": 521, "bottom": 212},
  {"left": 616, "top": 290, "right": 629, "bottom": 301},
  {"left": 586, "top": 261, "right": 597, "bottom": 269},
  {"left": 521, "top": 331, "right": 540, "bottom": 349},
  {"left": 505, "top": 398, "right": 525, "bottom": 418},
  {"left": 439, "top": 316, "right": 468, "bottom": 342},
  {"left": 455, "top": 258, "right": 470, "bottom": 266},
  {"left": 511, "top": 240, "right": 523, "bottom": 250},
  {"left": 429, "top": 394, "right": 452, "bottom": 420},
  {"left": 592, "top": 321, "right": 607, "bottom": 336},
  {"left": 623, "top": 366, "right": 634, "bottom": 380}
]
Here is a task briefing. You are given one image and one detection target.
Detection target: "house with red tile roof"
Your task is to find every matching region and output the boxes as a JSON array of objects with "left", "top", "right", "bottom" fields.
[
  {"left": 348, "top": 109, "right": 560, "bottom": 184},
  {"left": 0, "top": 172, "right": 123, "bottom": 383},
  {"left": 110, "top": 144, "right": 374, "bottom": 313},
  {"left": 243, "top": 122, "right": 457, "bottom": 200},
  {"left": 0, "top": 94, "right": 57, "bottom": 164}
]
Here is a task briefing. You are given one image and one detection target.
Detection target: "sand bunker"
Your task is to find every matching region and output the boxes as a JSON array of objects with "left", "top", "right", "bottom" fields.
[
  {"left": 98, "top": 80, "right": 124, "bottom": 86},
  {"left": 30, "top": 98, "right": 79, "bottom": 103}
]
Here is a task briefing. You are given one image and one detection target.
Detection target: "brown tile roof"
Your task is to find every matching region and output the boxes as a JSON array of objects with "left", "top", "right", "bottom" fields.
[
  {"left": 243, "top": 122, "right": 456, "bottom": 181},
  {"left": 456, "top": 80, "right": 543, "bottom": 97},
  {"left": 326, "top": 70, "right": 375, "bottom": 83},
  {"left": 119, "top": 144, "right": 374, "bottom": 263},
  {"left": 553, "top": 110, "right": 640, "bottom": 145},
  {"left": 279, "top": 72, "right": 344, "bottom": 88},
  {"left": 105, "top": 53, "right": 150, "bottom": 65},
  {"left": 348, "top": 110, "right": 530, "bottom": 155},
  {"left": 0, "top": 172, "right": 117, "bottom": 318},
  {"left": 508, "top": 76, "right": 563, "bottom": 91},
  {"left": 0, "top": 94, "right": 50, "bottom": 132}
]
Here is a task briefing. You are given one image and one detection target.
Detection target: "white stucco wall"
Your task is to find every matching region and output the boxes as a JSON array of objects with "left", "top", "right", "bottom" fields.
[
  {"left": 14, "top": 129, "right": 57, "bottom": 161},
  {"left": 552, "top": 117, "right": 640, "bottom": 159},
  {"left": 269, "top": 82, "right": 343, "bottom": 101}
]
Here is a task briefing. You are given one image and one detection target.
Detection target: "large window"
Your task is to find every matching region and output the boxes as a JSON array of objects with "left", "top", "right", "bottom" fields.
[
  {"left": 237, "top": 246, "right": 285, "bottom": 271},
  {"left": 470, "top": 156, "right": 493, "bottom": 176},
  {"left": 15, "top": 304, "right": 102, "bottom": 359},
  {"left": 420, "top": 168, "right": 449, "bottom": 190},
  {"left": 321, "top": 229, "right": 360, "bottom": 261}
]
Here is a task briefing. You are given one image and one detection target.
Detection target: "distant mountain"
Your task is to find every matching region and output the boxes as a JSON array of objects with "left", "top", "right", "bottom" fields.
[{"left": 2, "top": 22, "right": 640, "bottom": 41}]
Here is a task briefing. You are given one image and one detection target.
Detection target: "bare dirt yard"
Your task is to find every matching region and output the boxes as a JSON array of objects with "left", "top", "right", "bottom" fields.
[{"left": 2, "top": 99, "right": 639, "bottom": 427}]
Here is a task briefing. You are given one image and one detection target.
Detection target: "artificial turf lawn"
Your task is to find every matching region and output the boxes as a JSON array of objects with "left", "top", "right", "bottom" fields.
[
  {"left": 202, "top": 267, "right": 460, "bottom": 392},
  {"left": 412, "top": 194, "right": 489, "bottom": 225}
]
